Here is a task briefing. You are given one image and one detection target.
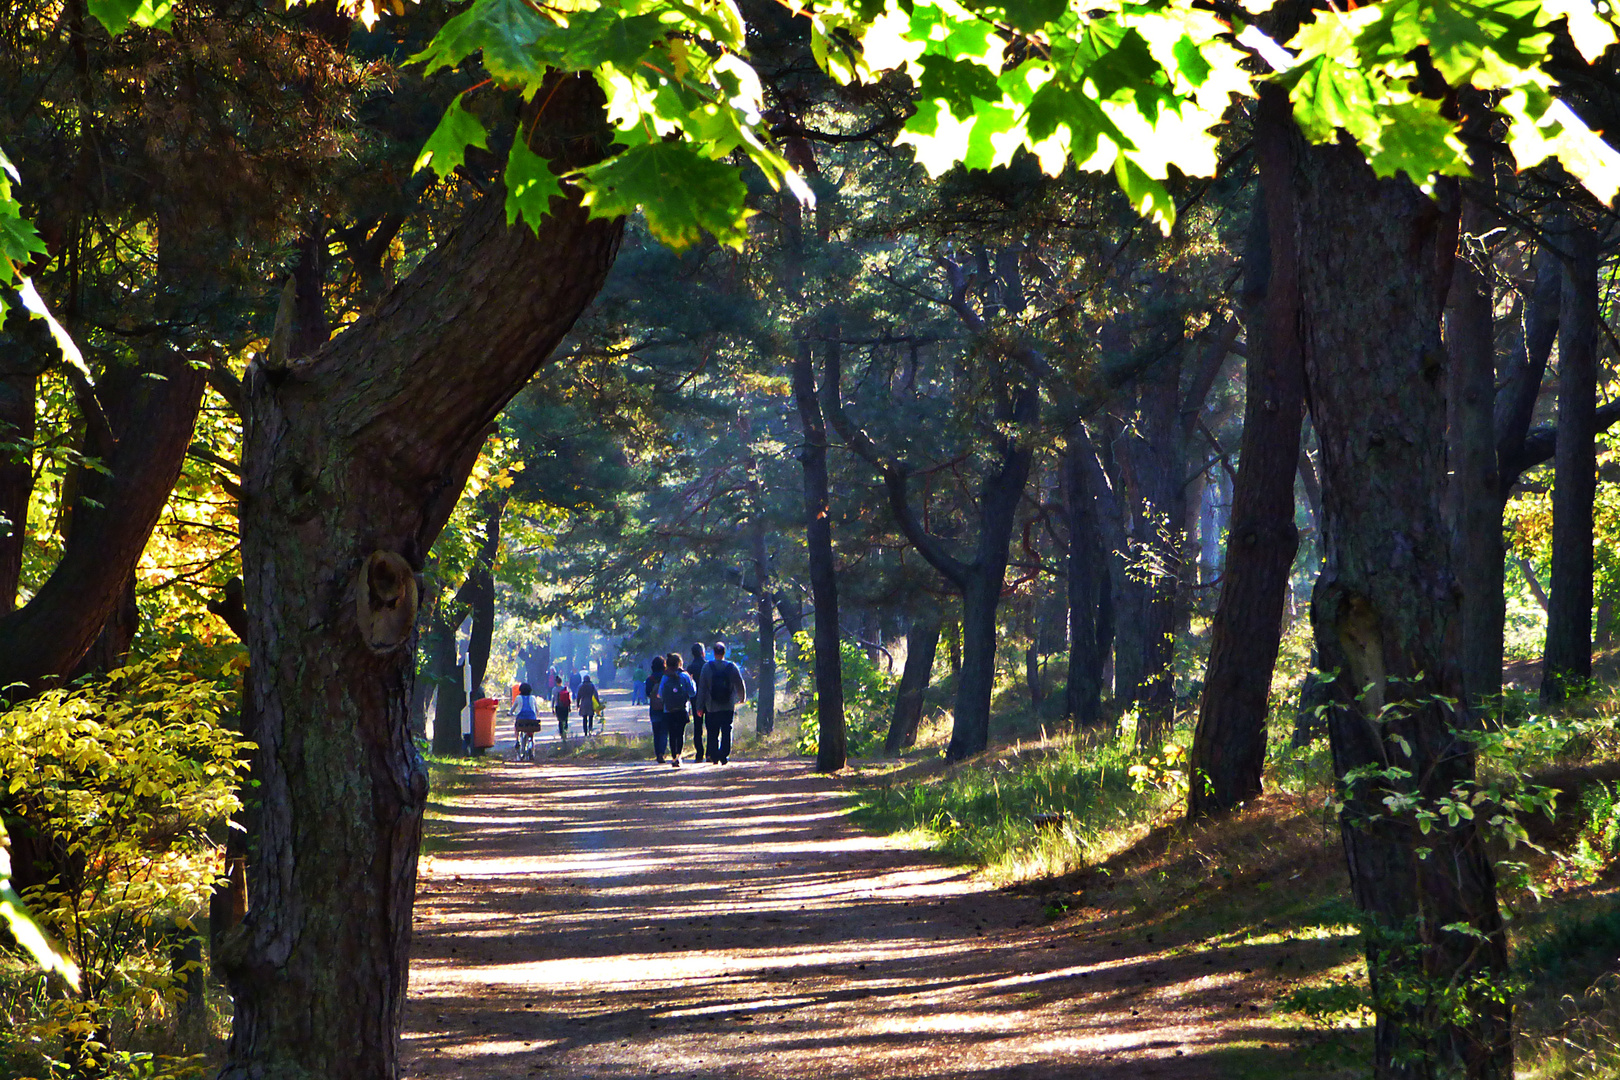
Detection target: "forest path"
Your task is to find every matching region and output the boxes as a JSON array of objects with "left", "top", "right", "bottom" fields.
[{"left": 402, "top": 759, "right": 1276, "bottom": 1079}]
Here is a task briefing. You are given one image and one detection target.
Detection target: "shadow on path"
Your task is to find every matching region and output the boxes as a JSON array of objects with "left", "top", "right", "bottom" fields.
[{"left": 403, "top": 759, "right": 1305, "bottom": 1079}]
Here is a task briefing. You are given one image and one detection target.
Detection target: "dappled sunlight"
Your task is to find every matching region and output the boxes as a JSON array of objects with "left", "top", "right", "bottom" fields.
[{"left": 404, "top": 759, "right": 1305, "bottom": 1078}]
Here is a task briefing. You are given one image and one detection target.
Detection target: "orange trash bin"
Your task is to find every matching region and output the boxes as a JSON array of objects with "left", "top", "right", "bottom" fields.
[{"left": 472, "top": 698, "right": 500, "bottom": 751}]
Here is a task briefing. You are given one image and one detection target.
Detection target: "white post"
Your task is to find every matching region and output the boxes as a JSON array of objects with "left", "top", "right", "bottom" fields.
[{"left": 461, "top": 648, "right": 473, "bottom": 739}]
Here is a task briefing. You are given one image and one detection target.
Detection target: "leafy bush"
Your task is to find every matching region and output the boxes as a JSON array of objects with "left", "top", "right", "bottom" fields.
[
  {"left": 0, "top": 657, "right": 250, "bottom": 1078},
  {"left": 789, "top": 633, "right": 896, "bottom": 758}
]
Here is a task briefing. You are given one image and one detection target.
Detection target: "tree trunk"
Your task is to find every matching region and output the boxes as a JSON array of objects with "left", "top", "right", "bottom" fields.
[
  {"left": 0, "top": 350, "right": 204, "bottom": 693},
  {"left": 1448, "top": 163, "right": 1502, "bottom": 711},
  {"left": 1127, "top": 362, "right": 1185, "bottom": 747},
  {"left": 426, "top": 596, "right": 464, "bottom": 757},
  {"left": 744, "top": 429, "right": 777, "bottom": 734},
  {"left": 1064, "top": 424, "right": 1111, "bottom": 730},
  {"left": 1188, "top": 86, "right": 1306, "bottom": 818},
  {"left": 219, "top": 79, "right": 621, "bottom": 1080},
  {"left": 464, "top": 495, "right": 505, "bottom": 700},
  {"left": 884, "top": 604, "right": 942, "bottom": 754},
  {"left": 775, "top": 590, "right": 804, "bottom": 663},
  {"left": 0, "top": 314, "right": 48, "bottom": 615},
  {"left": 792, "top": 337, "right": 846, "bottom": 772},
  {"left": 1298, "top": 140, "right": 1509, "bottom": 1080},
  {"left": 950, "top": 571, "right": 1004, "bottom": 760},
  {"left": 1541, "top": 218, "right": 1598, "bottom": 703},
  {"left": 71, "top": 575, "right": 141, "bottom": 677}
]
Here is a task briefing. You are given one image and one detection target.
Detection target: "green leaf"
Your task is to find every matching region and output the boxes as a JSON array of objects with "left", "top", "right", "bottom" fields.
[
  {"left": 915, "top": 53, "right": 1001, "bottom": 120},
  {"left": 1363, "top": 97, "right": 1472, "bottom": 186},
  {"left": 504, "top": 138, "right": 564, "bottom": 229},
  {"left": 1114, "top": 154, "right": 1175, "bottom": 232},
  {"left": 413, "top": 0, "right": 670, "bottom": 88},
  {"left": 413, "top": 92, "right": 489, "bottom": 178},
  {"left": 413, "top": 0, "right": 553, "bottom": 81},
  {"left": 998, "top": 0, "right": 1067, "bottom": 34},
  {"left": 87, "top": 0, "right": 174, "bottom": 34},
  {"left": 572, "top": 141, "right": 749, "bottom": 250}
]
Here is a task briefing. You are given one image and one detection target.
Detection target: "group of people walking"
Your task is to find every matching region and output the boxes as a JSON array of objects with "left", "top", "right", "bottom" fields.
[
  {"left": 645, "top": 641, "right": 747, "bottom": 767},
  {"left": 510, "top": 670, "right": 603, "bottom": 761}
]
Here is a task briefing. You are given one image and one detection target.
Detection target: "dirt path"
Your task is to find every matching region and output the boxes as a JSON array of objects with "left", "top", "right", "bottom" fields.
[{"left": 403, "top": 753, "right": 1297, "bottom": 1079}]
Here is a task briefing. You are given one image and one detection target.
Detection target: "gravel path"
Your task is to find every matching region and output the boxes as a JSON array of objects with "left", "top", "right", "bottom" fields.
[{"left": 399, "top": 740, "right": 1295, "bottom": 1079}]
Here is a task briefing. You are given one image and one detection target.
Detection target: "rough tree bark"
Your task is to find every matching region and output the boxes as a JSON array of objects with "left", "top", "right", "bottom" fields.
[
  {"left": 884, "top": 603, "right": 943, "bottom": 755},
  {"left": 1541, "top": 217, "right": 1598, "bottom": 704},
  {"left": 217, "top": 78, "right": 622, "bottom": 1080},
  {"left": 791, "top": 337, "right": 847, "bottom": 772},
  {"left": 0, "top": 350, "right": 205, "bottom": 692},
  {"left": 1188, "top": 87, "right": 1306, "bottom": 818},
  {"left": 1446, "top": 167, "right": 1501, "bottom": 712},
  {"left": 1298, "top": 140, "right": 1509, "bottom": 1080}
]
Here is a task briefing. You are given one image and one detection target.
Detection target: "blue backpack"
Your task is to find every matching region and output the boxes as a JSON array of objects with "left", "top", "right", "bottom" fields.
[{"left": 661, "top": 672, "right": 693, "bottom": 715}]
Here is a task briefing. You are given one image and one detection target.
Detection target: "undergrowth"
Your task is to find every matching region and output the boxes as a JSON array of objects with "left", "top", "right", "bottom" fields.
[{"left": 851, "top": 721, "right": 1183, "bottom": 881}]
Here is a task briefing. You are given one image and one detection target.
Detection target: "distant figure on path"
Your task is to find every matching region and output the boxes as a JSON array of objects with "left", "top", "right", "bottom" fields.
[
  {"left": 688, "top": 642, "right": 708, "bottom": 762},
  {"left": 578, "top": 675, "right": 602, "bottom": 736},
  {"left": 569, "top": 669, "right": 583, "bottom": 695},
  {"left": 554, "top": 682, "right": 572, "bottom": 739},
  {"left": 659, "top": 652, "right": 698, "bottom": 769},
  {"left": 511, "top": 682, "right": 541, "bottom": 761},
  {"left": 697, "top": 641, "right": 747, "bottom": 765},
  {"left": 631, "top": 668, "right": 646, "bottom": 706},
  {"left": 646, "top": 656, "right": 669, "bottom": 763}
]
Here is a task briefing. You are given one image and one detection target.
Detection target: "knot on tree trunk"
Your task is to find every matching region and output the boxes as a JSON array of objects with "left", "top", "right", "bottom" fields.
[{"left": 356, "top": 551, "right": 419, "bottom": 654}]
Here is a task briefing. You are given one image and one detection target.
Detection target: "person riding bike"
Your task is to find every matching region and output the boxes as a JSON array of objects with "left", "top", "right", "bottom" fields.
[{"left": 511, "top": 682, "right": 541, "bottom": 761}]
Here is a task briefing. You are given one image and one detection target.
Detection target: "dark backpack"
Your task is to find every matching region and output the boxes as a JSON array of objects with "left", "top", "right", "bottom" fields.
[
  {"left": 705, "top": 660, "right": 736, "bottom": 709},
  {"left": 646, "top": 675, "right": 663, "bottom": 711}
]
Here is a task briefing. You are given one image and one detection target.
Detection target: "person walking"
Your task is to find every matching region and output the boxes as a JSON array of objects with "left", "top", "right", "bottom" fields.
[
  {"left": 631, "top": 668, "right": 646, "bottom": 706},
  {"left": 646, "top": 656, "right": 669, "bottom": 763},
  {"left": 554, "top": 680, "right": 572, "bottom": 739},
  {"left": 688, "top": 642, "right": 708, "bottom": 762},
  {"left": 659, "top": 652, "right": 698, "bottom": 769},
  {"left": 578, "top": 674, "right": 602, "bottom": 736},
  {"left": 697, "top": 641, "right": 747, "bottom": 764}
]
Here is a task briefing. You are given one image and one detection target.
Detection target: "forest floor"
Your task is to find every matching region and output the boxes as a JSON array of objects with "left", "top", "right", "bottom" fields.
[{"left": 401, "top": 691, "right": 1352, "bottom": 1079}]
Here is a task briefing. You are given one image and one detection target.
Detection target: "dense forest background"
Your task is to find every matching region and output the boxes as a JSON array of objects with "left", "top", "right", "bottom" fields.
[{"left": 3, "top": 0, "right": 1620, "bottom": 1078}]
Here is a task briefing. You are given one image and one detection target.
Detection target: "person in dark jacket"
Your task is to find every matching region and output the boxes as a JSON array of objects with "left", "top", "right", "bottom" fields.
[
  {"left": 659, "top": 652, "right": 698, "bottom": 769},
  {"left": 688, "top": 642, "right": 708, "bottom": 762},
  {"left": 578, "top": 675, "right": 602, "bottom": 736},
  {"left": 646, "top": 656, "right": 669, "bottom": 762},
  {"left": 696, "top": 641, "right": 747, "bottom": 764}
]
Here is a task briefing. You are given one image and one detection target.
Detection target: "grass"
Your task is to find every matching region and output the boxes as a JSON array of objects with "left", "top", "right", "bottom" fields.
[
  {"left": 851, "top": 727, "right": 1176, "bottom": 881},
  {"left": 843, "top": 648, "right": 1620, "bottom": 1080}
]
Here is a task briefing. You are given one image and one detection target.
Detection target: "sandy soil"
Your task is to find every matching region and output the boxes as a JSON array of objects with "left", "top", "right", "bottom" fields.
[{"left": 403, "top": 693, "right": 1305, "bottom": 1079}]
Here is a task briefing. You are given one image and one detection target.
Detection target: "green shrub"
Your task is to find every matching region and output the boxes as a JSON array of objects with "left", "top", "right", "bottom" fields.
[
  {"left": 790, "top": 634, "right": 897, "bottom": 758},
  {"left": 0, "top": 656, "right": 249, "bottom": 1078}
]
